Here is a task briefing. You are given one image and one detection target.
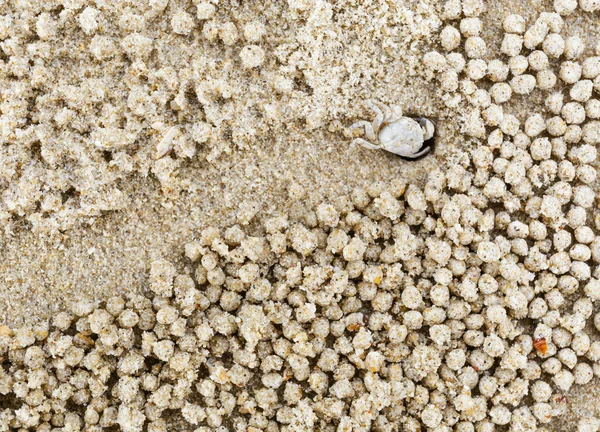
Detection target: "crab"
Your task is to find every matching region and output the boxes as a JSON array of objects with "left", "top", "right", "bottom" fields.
[{"left": 349, "top": 101, "right": 435, "bottom": 159}]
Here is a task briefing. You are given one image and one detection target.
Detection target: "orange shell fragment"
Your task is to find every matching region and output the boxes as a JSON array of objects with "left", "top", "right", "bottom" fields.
[{"left": 533, "top": 336, "right": 548, "bottom": 355}]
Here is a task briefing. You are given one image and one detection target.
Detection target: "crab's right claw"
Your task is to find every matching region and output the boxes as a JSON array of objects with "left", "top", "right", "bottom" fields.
[{"left": 417, "top": 118, "right": 435, "bottom": 141}]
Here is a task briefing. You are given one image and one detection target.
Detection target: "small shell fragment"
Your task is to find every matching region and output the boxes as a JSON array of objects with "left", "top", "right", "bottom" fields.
[
  {"left": 75, "top": 332, "right": 95, "bottom": 347},
  {"left": 533, "top": 336, "right": 548, "bottom": 355},
  {"left": 155, "top": 126, "right": 179, "bottom": 159}
]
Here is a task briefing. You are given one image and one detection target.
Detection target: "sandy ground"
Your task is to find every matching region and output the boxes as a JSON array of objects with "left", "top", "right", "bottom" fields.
[
  {"left": 0, "top": 0, "right": 450, "bottom": 327},
  {"left": 0, "top": 128, "right": 442, "bottom": 326},
  {"left": 2, "top": 0, "right": 600, "bottom": 429}
]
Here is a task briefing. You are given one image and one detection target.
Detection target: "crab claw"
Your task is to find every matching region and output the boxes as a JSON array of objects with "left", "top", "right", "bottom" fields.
[
  {"left": 416, "top": 118, "right": 435, "bottom": 141},
  {"left": 390, "top": 105, "right": 403, "bottom": 121}
]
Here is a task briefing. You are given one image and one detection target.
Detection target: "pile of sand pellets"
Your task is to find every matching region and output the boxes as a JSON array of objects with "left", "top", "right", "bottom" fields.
[{"left": 4, "top": 0, "right": 600, "bottom": 431}]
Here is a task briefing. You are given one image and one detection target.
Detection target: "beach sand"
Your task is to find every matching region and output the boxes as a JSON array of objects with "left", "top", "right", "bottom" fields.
[{"left": 2, "top": 0, "right": 600, "bottom": 429}]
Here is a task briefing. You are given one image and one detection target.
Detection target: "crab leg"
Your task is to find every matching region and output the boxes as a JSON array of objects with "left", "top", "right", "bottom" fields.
[
  {"left": 370, "top": 100, "right": 394, "bottom": 124},
  {"left": 366, "top": 101, "right": 386, "bottom": 134},
  {"left": 403, "top": 145, "right": 432, "bottom": 159},
  {"left": 352, "top": 137, "right": 381, "bottom": 150},
  {"left": 349, "top": 120, "right": 377, "bottom": 142}
]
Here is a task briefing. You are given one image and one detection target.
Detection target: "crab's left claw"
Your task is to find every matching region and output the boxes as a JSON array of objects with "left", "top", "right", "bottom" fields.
[
  {"left": 417, "top": 118, "right": 435, "bottom": 141},
  {"left": 390, "top": 105, "right": 403, "bottom": 122}
]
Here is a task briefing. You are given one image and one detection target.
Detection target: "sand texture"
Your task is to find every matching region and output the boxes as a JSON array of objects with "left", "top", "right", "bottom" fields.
[{"left": 2, "top": 0, "right": 600, "bottom": 430}]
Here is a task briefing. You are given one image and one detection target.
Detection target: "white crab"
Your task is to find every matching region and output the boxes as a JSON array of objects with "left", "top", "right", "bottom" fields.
[{"left": 349, "top": 101, "right": 435, "bottom": 159}]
